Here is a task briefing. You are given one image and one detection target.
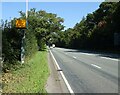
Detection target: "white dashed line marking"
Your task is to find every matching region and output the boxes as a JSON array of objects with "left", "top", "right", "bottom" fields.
[
  {"left": 73, "top": 56, "right": 77, "bottom": 59},
  {"left": 91, "top": 64, "right": 101, "bottom": 69}
]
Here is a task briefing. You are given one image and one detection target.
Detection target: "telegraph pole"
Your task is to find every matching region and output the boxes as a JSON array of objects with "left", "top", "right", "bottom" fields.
[
  {"left": 16, "top": 0, "right": 28, "bottom": 64},
  {"left": 21, "top": 30, "right": 25, "bottom": 63},
  {"left": 26, "top": 0, "right": 28, "bottom": 20},
  {"left": 21, "top": 0, "right": 28, "bottom": 64}
]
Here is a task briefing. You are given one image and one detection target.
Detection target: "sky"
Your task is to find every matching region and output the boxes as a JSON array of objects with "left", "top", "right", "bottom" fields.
[{"left": 2, "top": 2, "right": 102, "bottom": 29}]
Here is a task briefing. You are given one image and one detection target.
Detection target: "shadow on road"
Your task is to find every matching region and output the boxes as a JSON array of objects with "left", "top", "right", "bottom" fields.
[{"left": 64, "top": 49, "right": 120, "bottom": 59}]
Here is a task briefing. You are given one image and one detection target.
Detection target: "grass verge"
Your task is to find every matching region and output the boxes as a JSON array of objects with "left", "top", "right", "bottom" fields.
[{"left": 2, "top": 51, "right": 49, "bottom": 93}]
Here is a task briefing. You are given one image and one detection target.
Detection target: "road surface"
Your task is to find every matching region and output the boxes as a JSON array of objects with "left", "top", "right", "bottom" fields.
[{"left": 50, "top": 47, "right": 119, "bottom": 93}]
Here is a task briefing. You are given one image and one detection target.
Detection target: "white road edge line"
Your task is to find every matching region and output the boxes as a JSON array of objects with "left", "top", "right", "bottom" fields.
[
  {"left": 91, "top": 64, "right": 101, "bottom": 69},
  {"left": 50, "top": 50, "right": 74, "bottom": 94},
  {"left": 100, "top": 57, "right": 118, "bottom": 61}
]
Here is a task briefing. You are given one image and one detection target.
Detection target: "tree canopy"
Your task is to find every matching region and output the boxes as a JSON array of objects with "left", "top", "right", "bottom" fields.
[
  {"left": 54, "top": 2, "right": 120, "bottom": 51},
  {"left": 2, "top": 9, "right": 64, "bottom": 65}
]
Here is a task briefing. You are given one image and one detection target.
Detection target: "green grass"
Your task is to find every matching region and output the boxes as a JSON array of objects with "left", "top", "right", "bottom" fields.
[{"left": 2, "top": 51, "right": 50, "bottom": 93}]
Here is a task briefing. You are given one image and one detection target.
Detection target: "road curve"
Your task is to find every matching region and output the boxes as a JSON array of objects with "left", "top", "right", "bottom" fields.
[{"left": 50, "top": 47, "right": 119, "bottom": 93}]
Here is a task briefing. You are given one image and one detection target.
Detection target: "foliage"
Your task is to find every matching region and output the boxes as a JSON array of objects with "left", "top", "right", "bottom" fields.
[
  {"left": 54, "top": 2, "right": 120, "bottom": 51},
  {"left": 22, "top": 9, "right": 64, "bottom": 50},
  {"left": 2, "top": 51, "right": 49, "bottom": 93},
  {"left": 2, "top": 9, "right": 64, "bottom": 67},
  {"left": 2, "top": 20, "right": 21, "bottom": 64},
  {"left": 2, "top": 2, "right": 120, "bottom": 67}
]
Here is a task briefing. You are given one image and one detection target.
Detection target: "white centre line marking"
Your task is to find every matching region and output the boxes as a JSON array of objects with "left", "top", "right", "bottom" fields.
[
  {"left": 73, "top": 56, "right": 77, "bottom": 59},
  {"left": 80, "top": 53, "right": 95, "bottom": 56},
  {"left": 91, "top": 64, "right": 101, "bottom": 69},
  {"left": 80, "top": 52, "right": 119, "bottom": 61}
]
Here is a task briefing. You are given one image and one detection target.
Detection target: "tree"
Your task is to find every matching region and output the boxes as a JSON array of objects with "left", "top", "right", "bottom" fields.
[
  {"left": 55, "top": 2, "right": 119, "bottom": 51},
  {"left": 2, "top": 8, "right": 64, "bottom": 66},
  {"left": 19, "top": 9, "right": 64, "bottom": 50}
]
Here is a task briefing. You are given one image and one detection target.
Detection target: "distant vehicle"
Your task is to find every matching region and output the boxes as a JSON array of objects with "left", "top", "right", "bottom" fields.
[{"left": 52, "top": 44, "right": 55, "bottom": 48}]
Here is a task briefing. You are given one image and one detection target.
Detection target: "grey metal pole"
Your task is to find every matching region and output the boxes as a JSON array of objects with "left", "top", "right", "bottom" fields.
[
  {"left": 21, "top": 29, "right": 25, "bottom": 64},
  {"left": 21, "top": 0, "right": 28, "bottom": 64},
  {"left": 26, "top": 0, "right": 28, "bottom": 19}
]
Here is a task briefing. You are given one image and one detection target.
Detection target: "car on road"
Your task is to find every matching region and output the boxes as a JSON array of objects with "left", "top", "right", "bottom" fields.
[{"left": 52, "top": 44, "right": 55, "bottom": 48}]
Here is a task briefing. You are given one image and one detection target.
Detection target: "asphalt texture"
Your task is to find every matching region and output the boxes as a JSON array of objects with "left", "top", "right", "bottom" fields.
[
  {"left": 50, "top": 47, "right": 119, "bottom": 93},
  {"left": 45, "top": 50, "right": 69, "bottom": 93}
]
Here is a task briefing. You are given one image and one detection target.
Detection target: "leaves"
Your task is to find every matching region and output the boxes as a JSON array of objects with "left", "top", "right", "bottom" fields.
[{"left": 55, "top": 2, "right": 120, "bottom": 50}]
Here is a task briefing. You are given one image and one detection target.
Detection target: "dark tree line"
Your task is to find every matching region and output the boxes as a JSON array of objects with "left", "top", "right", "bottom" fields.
[{"left": 54, "top": 2, "right": 120, "bottom": 52}]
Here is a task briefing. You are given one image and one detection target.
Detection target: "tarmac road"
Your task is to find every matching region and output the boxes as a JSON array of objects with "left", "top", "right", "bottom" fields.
[{"left": 50, "top": 47, "right": 119, "bottom": 93}]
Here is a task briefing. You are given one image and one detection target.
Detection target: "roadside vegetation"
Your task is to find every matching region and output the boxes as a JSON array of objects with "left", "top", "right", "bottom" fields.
[
  {"left": 1, "top": 9, "right": 64, "bottom": 67},
  {"left": 53, "top": 2, "right": 120, "bottom": 54},
  {"left": 1, "top": 8, "right": 64, "bottom": 93},
  {"left": 2, "top": 51, "right": 49, "bottom": 93}
]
